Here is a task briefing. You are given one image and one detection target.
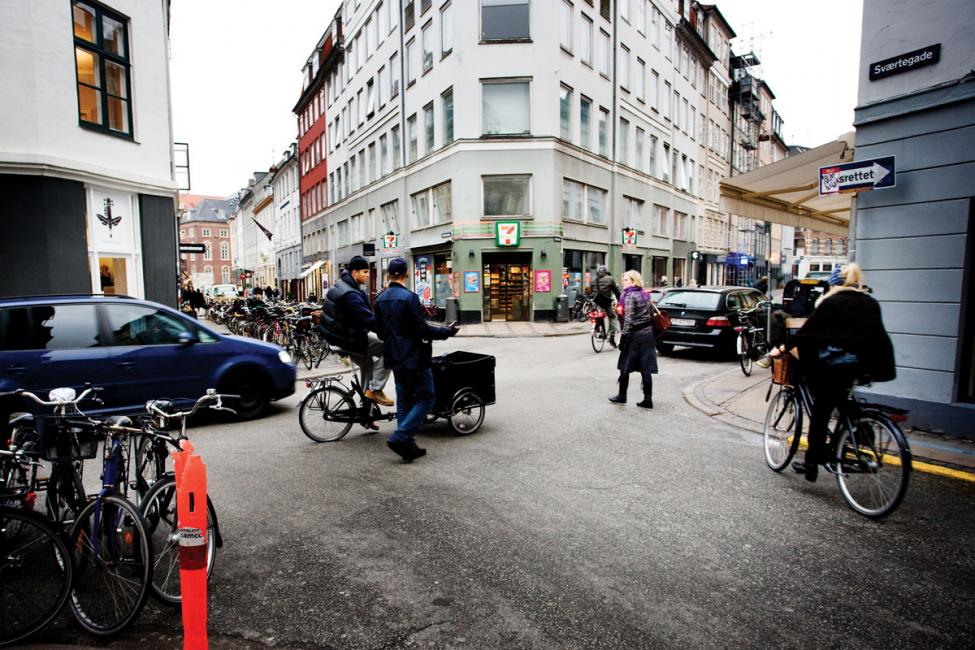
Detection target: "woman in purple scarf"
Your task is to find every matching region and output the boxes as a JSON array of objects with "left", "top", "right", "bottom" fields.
[{"left": 609, "top": 270, "right": 659, "bottom": 408}]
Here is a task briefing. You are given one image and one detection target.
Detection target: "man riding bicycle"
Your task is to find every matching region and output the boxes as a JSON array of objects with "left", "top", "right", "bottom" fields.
[
  {"left": 319, "top": 256, "right": 394, "bottom": 408},
  {"left": 588, "top": 265, "right": 621, "bottom": 348}
]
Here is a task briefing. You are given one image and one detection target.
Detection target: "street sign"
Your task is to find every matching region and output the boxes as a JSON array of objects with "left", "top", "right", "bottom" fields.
[
  {"left": 869, "top": 44, "right": 940, "bottom": 81},
  {"left": 180, "top": 243, "right": 206, "bottom": 254},
  {"left": 819, "top": 156, "right": 895, "bottom": 196}
]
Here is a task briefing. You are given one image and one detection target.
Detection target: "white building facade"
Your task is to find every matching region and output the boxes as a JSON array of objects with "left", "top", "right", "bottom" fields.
[
  {"left": 0, "top": 0, "right": 179, "bottom": 304},
  {"left": 271, "top": 144, "right": 303, "bottom": 298}
]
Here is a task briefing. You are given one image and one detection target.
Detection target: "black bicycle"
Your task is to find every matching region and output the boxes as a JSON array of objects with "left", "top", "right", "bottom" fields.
[
  {"left": 763, "top": 355, "right": 912, "bottom": 519},
  {"left": 735, "top": 303, "right": 771, "bottom": 376}
]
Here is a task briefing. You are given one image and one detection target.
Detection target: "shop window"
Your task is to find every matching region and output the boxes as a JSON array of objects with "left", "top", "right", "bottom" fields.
[
  {"left": 481, "top": 0, "right": 530, "bottom": 41},
  {"left": 73, "top": 1, "right": 132, "bottom": 137}
]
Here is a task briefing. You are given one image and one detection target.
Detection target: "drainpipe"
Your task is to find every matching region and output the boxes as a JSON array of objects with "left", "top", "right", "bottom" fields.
[{"left": 610, "top": 0, "right": 619, "bottom": 275}]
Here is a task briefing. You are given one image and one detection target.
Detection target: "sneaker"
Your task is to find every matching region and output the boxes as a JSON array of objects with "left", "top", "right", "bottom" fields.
[
  {"left": 365, "top": 389, "right": 394, "bottom": 407},
  {"left": 755, "top": 355, "right": 772, "bottom": 369}
]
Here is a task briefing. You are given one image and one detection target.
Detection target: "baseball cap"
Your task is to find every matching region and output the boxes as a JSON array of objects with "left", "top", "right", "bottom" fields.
[
  {"left": 348, "top": 255, "right": 369, "bottom": 271},
  {"left": 388, "top": 257, "right": 408, "bottom": 276}
]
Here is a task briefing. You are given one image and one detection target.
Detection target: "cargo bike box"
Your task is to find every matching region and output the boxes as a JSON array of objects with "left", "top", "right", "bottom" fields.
[{"left": 429, "top": 351, "right": 496, "bottom": 435}]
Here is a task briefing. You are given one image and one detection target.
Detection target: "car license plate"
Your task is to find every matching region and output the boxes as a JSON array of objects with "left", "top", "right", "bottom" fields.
[{"left": 671, "top": 318, "right": 695, "bottom": 327}]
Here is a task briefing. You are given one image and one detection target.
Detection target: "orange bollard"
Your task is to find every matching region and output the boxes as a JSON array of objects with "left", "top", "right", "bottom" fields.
[{"left": 174, "top": 440, "right": 208, "bottom": 650}]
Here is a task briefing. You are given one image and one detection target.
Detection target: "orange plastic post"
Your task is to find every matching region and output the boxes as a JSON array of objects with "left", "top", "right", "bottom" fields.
[{"left": 174, "top": 440, "right": 208, "bottom": 649}]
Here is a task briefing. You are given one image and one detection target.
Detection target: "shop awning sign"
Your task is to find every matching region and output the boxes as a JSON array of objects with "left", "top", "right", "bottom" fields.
[
  {"left": 495, "top": 222, "right": 521, "bottom": 247},
  {"left": 621, "top": 227, "right": 638, "bottom": 248},
  {"left": 819, "top": 156, "right": 895, "bottom": 196}
]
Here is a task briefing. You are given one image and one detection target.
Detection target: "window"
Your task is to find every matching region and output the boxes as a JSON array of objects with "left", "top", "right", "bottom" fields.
[
  {"left": 483, "top": 174, "right": 531, "bottom": 217},
  {"left": 201, "top": 228, "right": 210, "bottom": 237},
  {"left": 410, "top": 183, "right": 451, "bottom": 230},
  {"left": 620, "top": 0, "right": 629, "bottom": 22},
  {"left": 442, "top": 87, "right": 454, "bottom": 143},
  {"left": 219, "top": 229, "right": 227, "bottom": 237},
  {"left": 381, "top": 200, "right": 400, "bottom": 233},
  {"left": 587, "top": 186, "right": 606, "bottom": 225},
  {"left": 597, "top": 29, "right": 610, "bottom": 76},
  {"left": 380, "top": 134, "right": 389, "bottom": 174},
  {"left": 481, "top": 0, "right": 530, "bottom": 41},
  {"left": 623, "top": 196, "right": 643, "bottom": 228},
  {"left": 654, "top": 204, "right": 668, "bottom": 236},
  {"left": 673, "top": 211, "right": 688, "bottom": 240},
  {"left": 441, "top": 3, "right": 453, "bottom": 55},
  {"left": 580, "top": 96, "right": 592, "bottom": 149},
  {"left": 598, "top": 107, "right": 608, "bottom": 156},
  {"left": 352, "top": 213, "right": 363, "bottom": 242},
  {"left": 413, "top": 189, "right": 432, "bottom": 229},
  {"left": 368, "top": 143, "right": 377, "bottom": 183},
  {"left": 391, "top": 124, "right": 402, "bottom": 168},
  {"left": 203, "top": 243, "right": 212, "bottom": 260},
  {"left": 600, "top": 0, "right": 610, "bottom": 20},
  {"left": 390, "top": 53, "right": 400, "bottom": 96},
  {"left": 406, "top": 38, "right": 417, "bottom": 84},
  {"left": 222, "top": 267, "right": 231, "bottom": 284},
  {"left": 664, "top": 81, "right": 671, "bottom": 120},
  {"left": 104, "top": 304, "right": 195, "bottom": 346},
  {"left": 580, "top": 13, "right": 593, "bottom": 64},
  {"left": 422, "top": 21, "right": 434, "bottom": 72},
  {"left": 433, "top": 182, "right": 452, "bottom": 223},
  {"left": 408, "top": 114, "right": 418, "bottom": 162},
  {"left": 636, "top": 58, "right": 645, "bottom": 101},
  {"left": 559, "top": 85, "right": 573, "bottom": 141},
  {"left": 618, "top": 118, "right": 629, "bottom": 165},
  {"left": 338, "top": 220, "right": 349, "bottom": 246},
  {"left": 0, "top": 304, "right": 100, "bottom": 350},
  {"left": 73, "top": 1, "right": 132, "bottom": 136},
  {"left": 220, "top": 241, "right": 229, "bottom": 260},
  {"left": 378, "top": 66, "right": 387, "bottom": 107},
  {"left": 635, "top": 127, "right": 644, "bottom": 172},
  {"left": 421, "top": 0, "right": 432, "bottom": 13},
  {"left": 635, "top": 0, "right": 645, "bottom": 32},
  {"left": 619, "top": 45, "right": 630, "bottom": 89},
  {"left": 560, "top": 1, "right": 573, "bottom": 51},
  {"left": 367, "top": 208, "right": 376, "bottom": 240},
  {"left": 404, "top": 1, "right": 416, "bottom": 31},
  {"left": 682, "top": 97, "right": 689, "bottom": 132},
  {"left": 562, "top": 179, "right": 583, "bottom": 221},
  {"left": 482, "top": 80, "right": 530, "bottom": 135},
  {"left": 651, "top": 69, "right": 659, "bottom": 110},
  {"left": 424, "top": 102, "right": 435, "bottom": 152},
  {"left": 649, "top": 135, "right": 657, "bottom": 176}
]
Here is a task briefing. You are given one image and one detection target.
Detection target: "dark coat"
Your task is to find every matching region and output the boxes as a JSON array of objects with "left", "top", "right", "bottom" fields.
[
  {"left": 589, "top": 270, "right": 620, "bottom": 309},
  {"left": 617, "top": 288, "right": 658, "bottom": 375},
  {"left": 791, "top": 288, "right": 896, "bottom": 383},
  {"left": 375, "top": 282, "right": 453, "bottom": 370},
  {"left": 319, "top": 271, "right": 376, "bottom": 355}
]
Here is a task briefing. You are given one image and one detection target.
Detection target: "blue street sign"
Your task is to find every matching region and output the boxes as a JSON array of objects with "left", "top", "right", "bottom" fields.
[{"left": 819, "top": 156, "right": 895, "bottom": 196}]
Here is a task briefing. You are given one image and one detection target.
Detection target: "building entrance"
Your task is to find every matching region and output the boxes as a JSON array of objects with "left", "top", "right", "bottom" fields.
[
  {"left": 482, "top": 253, "right": 532, "bottom": 322},
  {"left": 623, "top": 254, "right": 642, "bottom": 273}
]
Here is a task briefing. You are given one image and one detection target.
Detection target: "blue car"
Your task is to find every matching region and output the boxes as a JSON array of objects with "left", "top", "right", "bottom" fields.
[{"left": 0, "top": 294, "right": 296, "bottom": 419}]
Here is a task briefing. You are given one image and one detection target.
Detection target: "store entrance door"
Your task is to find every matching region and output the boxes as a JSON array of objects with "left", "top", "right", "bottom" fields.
[
  {"left": 623, "top": 254, "right": 642, "bottom": 273},
  {"left": 482, "top": 253, "right": 532, "bottom": 322}
]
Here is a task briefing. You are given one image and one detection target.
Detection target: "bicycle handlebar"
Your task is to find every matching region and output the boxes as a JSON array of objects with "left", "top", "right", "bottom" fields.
[
  {"left": 146, "top": 389, "right": 238, "bottom": 422},
  {"left": 15, "top": 386, "right": 101, "bottom": 408}
]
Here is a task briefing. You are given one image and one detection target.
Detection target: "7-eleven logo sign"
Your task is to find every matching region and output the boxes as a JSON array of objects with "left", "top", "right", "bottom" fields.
[
  {"left": 495, "top": 222, "right": 521, "bottom": 247},
  {"left": 383, "top": 232, "right": 399, "bottom": 248},
  {"left": 621, "top": 227, "right": 637, "bottom": 246}
]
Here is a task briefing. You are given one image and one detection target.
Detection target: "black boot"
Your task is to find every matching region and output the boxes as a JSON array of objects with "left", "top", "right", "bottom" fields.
[
  {"left": 609, "top": 334, "right": 617, "bottom": 348},
  {"left": 609, "top": 374, "right": 628, "bottom": 403},
  {"left": 636, "top": 395, "right": 653, "bottom": 409},
  {"left": 636, "top": 377, "right": 653, "bottom": 408}
]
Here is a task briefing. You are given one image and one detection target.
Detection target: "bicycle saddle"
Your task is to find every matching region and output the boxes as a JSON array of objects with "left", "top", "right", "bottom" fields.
[{"left": 104, "top": 415, "right": 133, "bottom": 428}]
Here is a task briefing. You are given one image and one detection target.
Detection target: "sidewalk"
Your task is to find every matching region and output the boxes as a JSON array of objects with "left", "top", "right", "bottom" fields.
[{"left": 683, "top": 366, "right": 975, "bottom": 482}]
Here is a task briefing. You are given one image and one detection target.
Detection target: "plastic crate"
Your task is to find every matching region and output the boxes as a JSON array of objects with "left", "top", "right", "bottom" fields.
[{"left": 431, "top": 351, "right": 496, "bottom": 410}]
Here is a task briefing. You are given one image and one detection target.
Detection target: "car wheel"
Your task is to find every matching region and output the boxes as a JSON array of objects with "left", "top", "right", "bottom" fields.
[
  {"left": 656, "top": 343, "right": 675, "bottom": 355},
  {"left": 220, "top": 370, "right": 270, "bottom": 420}
]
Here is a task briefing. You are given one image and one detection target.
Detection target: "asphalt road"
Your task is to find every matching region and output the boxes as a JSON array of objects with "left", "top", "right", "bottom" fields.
[{"left": 34, "top": 335, "right": 975, "bottom": 649}]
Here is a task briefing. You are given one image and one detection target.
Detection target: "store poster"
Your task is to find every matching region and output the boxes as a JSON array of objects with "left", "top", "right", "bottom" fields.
[
  {"left": 414, "top": 256, "right": 433, "bottom": 305},
  {"left": 534, "top": 270, "right": 552, "bottom": 293},
  {"left": 464, "top": 271, "right": 480, "bottom": 293}
]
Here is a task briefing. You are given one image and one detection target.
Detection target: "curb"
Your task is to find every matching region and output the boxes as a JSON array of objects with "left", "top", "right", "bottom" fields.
[{"left": 683, "top": 367, "right": 975, "bottom": 484}]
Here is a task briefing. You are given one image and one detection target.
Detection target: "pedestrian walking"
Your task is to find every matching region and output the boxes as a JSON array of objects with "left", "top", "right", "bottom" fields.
[
  {"left": 608, "top": 270, "right": 658, "bottom": 408},
  {"left": 375, "top": 258, "right": 459, "bottom": 462},
  {"left": 588, "top": 265, "right": 621, "bottom": 347},
  {"left": 754, "top": 275, "right": 769, "bottom": 296}
]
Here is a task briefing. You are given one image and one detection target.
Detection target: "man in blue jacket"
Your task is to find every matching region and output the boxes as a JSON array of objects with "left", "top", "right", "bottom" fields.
[
  {"left": 375, "top": 258, "right": 459, "bottom": 462},
  {"left": 320, "top": 256, "right": 393, "bottom": 407}
]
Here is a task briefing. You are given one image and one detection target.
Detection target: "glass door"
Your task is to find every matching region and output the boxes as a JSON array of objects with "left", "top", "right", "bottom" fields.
[{"left": 482, "top": 255, "right": 532, "bottom": 321}]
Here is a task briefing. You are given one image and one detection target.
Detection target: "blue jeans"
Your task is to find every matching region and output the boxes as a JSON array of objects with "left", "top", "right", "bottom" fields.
[{"left": 388, "top": 368, "right": 435, "bottom": 446}]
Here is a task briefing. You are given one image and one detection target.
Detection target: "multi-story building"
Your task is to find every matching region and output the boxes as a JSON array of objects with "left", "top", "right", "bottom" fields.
[
  {"left": 297, "top": 0, "right": 791, "bottom": 322},
  {"left": 229, "top": 172, "right": 272, "bottom": 292},
  {"left": 179, "top": 198, "right": 234, "bottom": 288},
  {"left": 271, "top": 144, "right": 303, "bottom": 299},
  {"left": 0, "top": 0, "right": 178, "bottom": 304},
  {"left": 792, "top": 228, "right": 847, "bottom": 279}
]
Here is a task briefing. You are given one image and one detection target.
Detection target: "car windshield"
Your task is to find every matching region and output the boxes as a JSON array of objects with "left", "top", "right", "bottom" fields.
[{"left": 657, "top": 291, "right": 722, "bottom": 310}]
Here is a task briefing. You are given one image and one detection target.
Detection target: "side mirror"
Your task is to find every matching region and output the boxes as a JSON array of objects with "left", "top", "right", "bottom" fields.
[{"left": 178, "top": 331, "right": 198, "bottom": 345}]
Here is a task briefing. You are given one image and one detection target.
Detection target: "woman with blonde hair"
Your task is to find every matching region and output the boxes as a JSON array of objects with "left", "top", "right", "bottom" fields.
[{"left": 608, "top": 270, "right": 659, "bottom": 408}]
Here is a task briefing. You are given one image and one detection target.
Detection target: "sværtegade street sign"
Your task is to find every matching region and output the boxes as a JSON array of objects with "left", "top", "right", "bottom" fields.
[
  {"left": 179, "top": 243, "right": 206, "bottom": 254},
  {"left": 819, "top": 156, "right": 896, "bottom": 196}
]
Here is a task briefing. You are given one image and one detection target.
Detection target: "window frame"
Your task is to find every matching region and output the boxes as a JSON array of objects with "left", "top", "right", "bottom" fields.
[
  {"left": 482, "top": 174, "right": 532, "bottom": 218},
  {"left": 480, "top": 0, "right": 532, "bottom": 43},
  {"left": 481, "top": 78, "right": 532, "bottom": 137},
  {"left": 72, "top": 0, "right": 134, "bottom": 139}
]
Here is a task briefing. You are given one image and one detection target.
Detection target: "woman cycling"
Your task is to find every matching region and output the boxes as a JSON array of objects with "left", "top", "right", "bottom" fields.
[
  {"left": 608, "top": 270, "right": 658, "bottom": 409},
  {"left": 788, "top": 263, "right": 896, "bottom": 482}
]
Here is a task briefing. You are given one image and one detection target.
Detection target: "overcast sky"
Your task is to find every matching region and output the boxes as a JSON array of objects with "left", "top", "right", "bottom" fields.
[{"left": 169, "top": 0, "right": 863, "bottom": 197}]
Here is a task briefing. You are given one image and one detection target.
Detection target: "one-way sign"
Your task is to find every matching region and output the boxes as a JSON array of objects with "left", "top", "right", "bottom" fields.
[
  {"left": 819, "top": 156, "right": 895, "bottom": 196},
  {"left": 179, "top": 242, "right": 206, "bottom": 254}
]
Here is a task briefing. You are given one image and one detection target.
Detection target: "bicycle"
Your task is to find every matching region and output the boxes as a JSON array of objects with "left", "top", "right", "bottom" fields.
[
  {"left": 735, "top": 303, "right": 771, "bottom": 376},
  {"left": 762, "top": 354, "right": 912, "bottom": 519},
  {"left": 298, "top": 353, "right": 395, "bottom": 442},
  {"left": 0, "top": 446, "right": 74, "bottom": 646}
]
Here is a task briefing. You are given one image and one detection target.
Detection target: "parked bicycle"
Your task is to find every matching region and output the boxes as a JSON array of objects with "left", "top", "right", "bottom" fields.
[
  {"left": 735, "top": 303, "right": 771, "bottom": 376},
  {"left": 762, "top": 354, "right": 912, "bottom": 519}
]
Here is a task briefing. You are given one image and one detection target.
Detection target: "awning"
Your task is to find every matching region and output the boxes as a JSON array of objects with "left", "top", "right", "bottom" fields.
[
  {"left": 300, "top": 259, "right": 325, "bottom": 278},
  {"left": 719, "top": 133, "right": 854, "bottom": 237}
]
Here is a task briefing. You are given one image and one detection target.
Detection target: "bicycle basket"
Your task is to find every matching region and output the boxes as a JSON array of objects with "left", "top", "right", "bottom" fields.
[
  {"left": 37, "top": 417, "right": 100, "bottom": 462},
  {"left": 771, "top": 355, "right": 794, "bottom": 386}
]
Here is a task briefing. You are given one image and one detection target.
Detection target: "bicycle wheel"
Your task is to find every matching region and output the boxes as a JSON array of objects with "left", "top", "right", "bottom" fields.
[
  {"left": 0, "top": 507, "right": 73, "bottom": 646},
  {"left": 68, "top": 496, "right": 152, "bottom": 637},
  {"left": 139, "top": 477, "right": 217, "bottom": 606},
  {"left": 591, "top": 321, "right": 606, "bottom": 353},
  {"left": 738, "top": 334, "right": 753, "bottom": 376},
  {"left": 447, "top": 391, "right": 485, "bottom": 435},
  {"left": 298, "top": 386, "right": 356, "bottom": 442},
  {"left": 134, "top": 435, "right": 168, "bottom": 499},
  {"left": 763, "top": 388, "right": 802, "bottom": 471},
  {"left": 834, "top": 415, "right": 911, "bottom": 519}
]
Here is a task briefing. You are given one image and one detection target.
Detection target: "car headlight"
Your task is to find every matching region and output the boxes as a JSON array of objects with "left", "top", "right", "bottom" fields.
[{"left": 278, "top": 350, "right": 293, "bottom": 364}]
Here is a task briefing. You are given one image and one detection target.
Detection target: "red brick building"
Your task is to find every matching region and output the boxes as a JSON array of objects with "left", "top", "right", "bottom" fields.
[{"left": 179, "top": 197, "right": 235, "bottom": 288}]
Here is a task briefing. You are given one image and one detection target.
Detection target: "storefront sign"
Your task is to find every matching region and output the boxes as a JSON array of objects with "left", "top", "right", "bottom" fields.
[
  {"left": 869, "top": 44, "right": 940, "bottom": 81},
  {"left": 464, "top": 271, "right": 480, "bottom": 293},
  {"left": 621, "top": 227, "right": 638, "bottom": 248},
  {"left": 495, "top": 222, "right": 521, "bottom": 247},
  {"left": 383, "top": 232, "right": 399, "bottom": 248},
  {"left": 534, "top": 270, "right": 552, "bottom": 293}
]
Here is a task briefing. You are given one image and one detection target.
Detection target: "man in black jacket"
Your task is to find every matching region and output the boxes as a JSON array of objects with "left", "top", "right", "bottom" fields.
[
  {"left": 320, "top": 256, "right": 393, "bottom": 407},
  {"left": 375, "top": 258, "right": 459, "bottom": 462},
  {"left": 588, "top": 265, "right": 621, "bottom": 347}
]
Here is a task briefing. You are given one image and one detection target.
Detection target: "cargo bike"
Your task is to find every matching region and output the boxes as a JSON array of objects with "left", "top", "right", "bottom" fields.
[{"left": 299, "top": 349, "right": 496, "bottom": 442}]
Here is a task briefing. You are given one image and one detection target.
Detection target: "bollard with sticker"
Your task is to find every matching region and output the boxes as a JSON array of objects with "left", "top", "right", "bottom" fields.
[{"left": 174, "top": 440, "right": 208, "bottom": 649}]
